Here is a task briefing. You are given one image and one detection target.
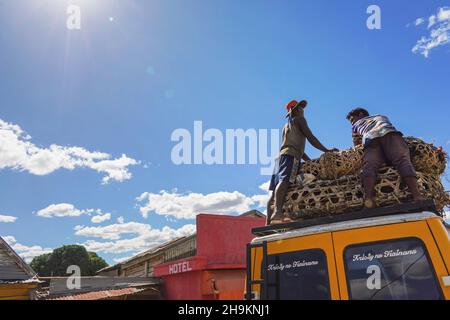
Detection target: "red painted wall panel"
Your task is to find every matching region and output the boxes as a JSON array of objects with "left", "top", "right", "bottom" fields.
[
  {"left": 161, "top": 270, "right": 203, "bottom": 300},
  {"left": 196, "top": 214, "right": 265, "bottom": 265},
  {"left": 157, "top": 214, "right": 265, "bottom": 300}
]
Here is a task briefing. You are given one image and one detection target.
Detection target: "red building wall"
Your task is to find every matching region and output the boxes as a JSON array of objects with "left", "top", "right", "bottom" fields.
[
  {"left": 196, "top": 214, "right": 266, "bottom": 266},
  {"left": 161, "top": 270, "right": 204, "bottom": 300},
  {"left": 154, "top": 214, "right": 265, "bottom": 300}
]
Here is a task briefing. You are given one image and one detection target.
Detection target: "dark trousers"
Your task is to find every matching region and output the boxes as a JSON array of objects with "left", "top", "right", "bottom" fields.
[{"left": 363, "top": 132, "right": 416, "bottom": 178}]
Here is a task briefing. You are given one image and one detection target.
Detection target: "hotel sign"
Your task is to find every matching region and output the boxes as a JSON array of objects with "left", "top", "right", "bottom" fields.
[
  {"left": 154, "top": 256, "right": 207, "bottom": 277},
  {"left": 169, "top": 261, "right": 193, "bottom": 274}
]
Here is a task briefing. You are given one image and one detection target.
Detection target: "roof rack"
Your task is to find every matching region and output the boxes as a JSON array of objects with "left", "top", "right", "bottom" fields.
[{"left": 252, "top": 199, "right": 438, "bottom": 237}]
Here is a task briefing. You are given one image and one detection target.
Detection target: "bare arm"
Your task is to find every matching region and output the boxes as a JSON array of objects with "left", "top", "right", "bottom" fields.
[
  {"left": 352, "top": 131, "right": 363, "bottom": 147},
  {"left": 296, "top": 116, "right": 330, "bottom": 153}
]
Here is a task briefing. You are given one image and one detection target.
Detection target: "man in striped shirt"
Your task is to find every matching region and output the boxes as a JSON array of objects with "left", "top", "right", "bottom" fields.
[{"left": 346, "top": 108, "right": 426, "bottom": 208}]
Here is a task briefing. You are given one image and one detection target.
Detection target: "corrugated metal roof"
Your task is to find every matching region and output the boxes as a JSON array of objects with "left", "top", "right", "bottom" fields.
[
  {"left": 0, "top": 276, "right": 42, "bottom": 285},
  {"left": 45, "top": 277, "right": 159, "bottom": 295},
  {"left": 122, "top": 236, "right": 190, "bottom": 263},
  {"left": 45, "top": 287, "right": 147, "bottom": 300},
  {"left": 98, "top": 236, "right": 195, "bottom": 273},
  {"left": 240, "top": 210, "right": 265, "bottom": 218}
]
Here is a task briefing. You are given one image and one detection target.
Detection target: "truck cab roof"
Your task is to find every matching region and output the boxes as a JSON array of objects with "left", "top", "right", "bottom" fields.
[
  {"left": 251, "top": 199, "right": 442, "bottom": 243},
  {"left": 252, "top": 211, "right": 440, "bottom": 244}
]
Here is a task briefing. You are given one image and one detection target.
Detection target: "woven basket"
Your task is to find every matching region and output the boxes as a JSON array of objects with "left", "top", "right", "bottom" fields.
[
  {"left": 299, "top": 137, "right": 447, "bottom": 180},
  {"left": 283, "top": 167, "right": 450, "bottom": 219}
]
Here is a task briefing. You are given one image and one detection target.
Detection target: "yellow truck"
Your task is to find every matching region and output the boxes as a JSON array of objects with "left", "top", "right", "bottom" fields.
[{"left": 245, "top": 200, "right": 450, "bottom": 300}]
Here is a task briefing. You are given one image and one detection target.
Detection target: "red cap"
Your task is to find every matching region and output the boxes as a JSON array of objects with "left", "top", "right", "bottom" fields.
[{"left": 286, "top": 100, "right": 298, "bottom": 112}]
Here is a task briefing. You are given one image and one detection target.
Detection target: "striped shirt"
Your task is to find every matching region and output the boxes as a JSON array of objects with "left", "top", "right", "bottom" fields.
[{"left": 352, "top": 115, "right": 400, "bottom": 146}]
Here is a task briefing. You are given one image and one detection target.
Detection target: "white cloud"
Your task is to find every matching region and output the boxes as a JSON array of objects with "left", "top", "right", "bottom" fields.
[
  {"left": 412, "top": 7, "right": 450, "bottom": 58},
  {"left": 3, "top": 235, "right": 17, "bottom": 244},
  {"left": 75, "top": 222, "right": 196, "bottom": 254},
  {"left": 36, "top": 203, "right": 91, "bottom": 218},
  {"left": 91, "top": 213, "right": 111, "bottom": 224},
  {"left": 117, "top": 216, "right": 125, "bottom": 224},
  {"left": 415, "top": 18, "right": 425, "bottom": 26},
  {"left": 3, "top": 236, "right": 52, "bottom": 263},
  {"left": 113, "top": 256, "right": 133, "bottom": 263},
  {"left": 36, "top": 203, "right": 110, "bottom": 220},
  {"left": 136, "top": 189, "right": 268, "bottom": 219},
  {"left": 74, "top": 221, "right": 151, "bottom": 240},
  {"left": 0, "top": 119, "right": 138, "bottom": 184},
  {"left": 259, "top": 181, "right": 271, "bottom": 192},
  {"left": 251, "top": 194, "right": 270, "bottom": 210},
  {"left": 0, "top": 214, "right": 17, "bottom": 223},
  {"left": 428, "top": 15, "right": 437, "bottom": 29}
]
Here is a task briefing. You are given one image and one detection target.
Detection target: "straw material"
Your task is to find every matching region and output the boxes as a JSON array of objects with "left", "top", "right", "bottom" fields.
[
  {"left": 299, "top": 137, "right": 447, "bottom": 180},
  {"left": 283, "top": 167, "right": 450, "bottom": 219},
  {"left": 407, "top": 137, "right": 448, "bottom": 175}
]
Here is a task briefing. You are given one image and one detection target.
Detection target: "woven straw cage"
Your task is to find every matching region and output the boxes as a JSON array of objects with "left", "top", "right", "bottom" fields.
[
  {"left": 299, "top": 137, "right": 447, "bottom": 180},
  {"left": 282, "top": 137, "right": 449, "bottom": 219}
]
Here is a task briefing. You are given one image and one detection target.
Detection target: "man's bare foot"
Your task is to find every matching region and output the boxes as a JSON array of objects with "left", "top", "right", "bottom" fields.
[
  {"left": 364, "top": 198, "right": 376, "bottom": 209},
  {"left": 412, "top": 195, "right": 428, "bottom": 202},
  {"left": 282, "top": 217, "right": 294, "bottom": 223},
  {"left": 270, "top": 213, "right": 284, "bottom": 224}
]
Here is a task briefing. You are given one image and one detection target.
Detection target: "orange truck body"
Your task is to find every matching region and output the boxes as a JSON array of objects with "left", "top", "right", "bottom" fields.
[{"left": 246, "top": 206, "right": 450, "bottom": 300}]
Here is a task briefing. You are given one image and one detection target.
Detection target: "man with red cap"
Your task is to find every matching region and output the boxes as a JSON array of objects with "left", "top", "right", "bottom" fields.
[{"left": 267, "top": 100, "right": 338, "bottom": 225}]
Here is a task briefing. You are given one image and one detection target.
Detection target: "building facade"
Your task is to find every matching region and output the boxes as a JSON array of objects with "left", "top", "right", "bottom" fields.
[
  {"left": 98, "top": 211, "right": 265, "bottom": 300},
  {"left": 0, "top": 236, "right": 40, "bottom": 300}
]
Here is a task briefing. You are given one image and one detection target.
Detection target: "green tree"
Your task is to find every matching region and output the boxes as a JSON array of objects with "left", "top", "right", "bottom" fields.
[
  {"left": 88, "top": 251, "right": 109, "bottom": 275},
  {"left": 29, "top": 245, "right": 108, "bottom": 276},
  {"left": 29, "top": 252, "right": 51, "bottom": 276}
]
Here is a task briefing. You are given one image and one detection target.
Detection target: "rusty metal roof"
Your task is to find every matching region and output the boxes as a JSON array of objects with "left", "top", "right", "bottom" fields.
[{"left": 44, "top": 287, "right": 148, "bottom": 300}]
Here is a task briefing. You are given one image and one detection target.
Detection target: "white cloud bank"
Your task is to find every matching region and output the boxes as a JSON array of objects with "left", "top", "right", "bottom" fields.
[
  {"left": 412, "top": 7, "right": 450, "bottom": 58},
  {"left": 76, "top": 183, "right": 270, "bottom": 257},
  {"left": 136, "top": 187, "right": 269, "bottom": 220},
  {"left": 91, "top": 213, "right": 111, "bottom": 224},
  {"left": 36, "top": 203, "right": 110, "bottom": 223},
  {"left": 0, "top": 119, "right": 138, "bottom": 184},
  {"left": 3, "top": 236, "right": 52, "bottom": 263},
  {"left": 0, "top": 214, "right": 17, "bottom": 223},
  {"left": 75, "top": 222, "right": 196, "bottom": 254}
]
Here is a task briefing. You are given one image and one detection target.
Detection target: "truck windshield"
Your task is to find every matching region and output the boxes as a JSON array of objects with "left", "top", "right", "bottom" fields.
[
  {"left": 344, "top": 238, "right": 443, "bottom": 300},
  {"left": 263, "top": 249, "right": 331, "bottom": 300}
]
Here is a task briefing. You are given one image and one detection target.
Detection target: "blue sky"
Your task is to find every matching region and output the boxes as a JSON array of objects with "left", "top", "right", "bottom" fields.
[{"left": 0, "top": 0, "right": 449, "bottom": 265}]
